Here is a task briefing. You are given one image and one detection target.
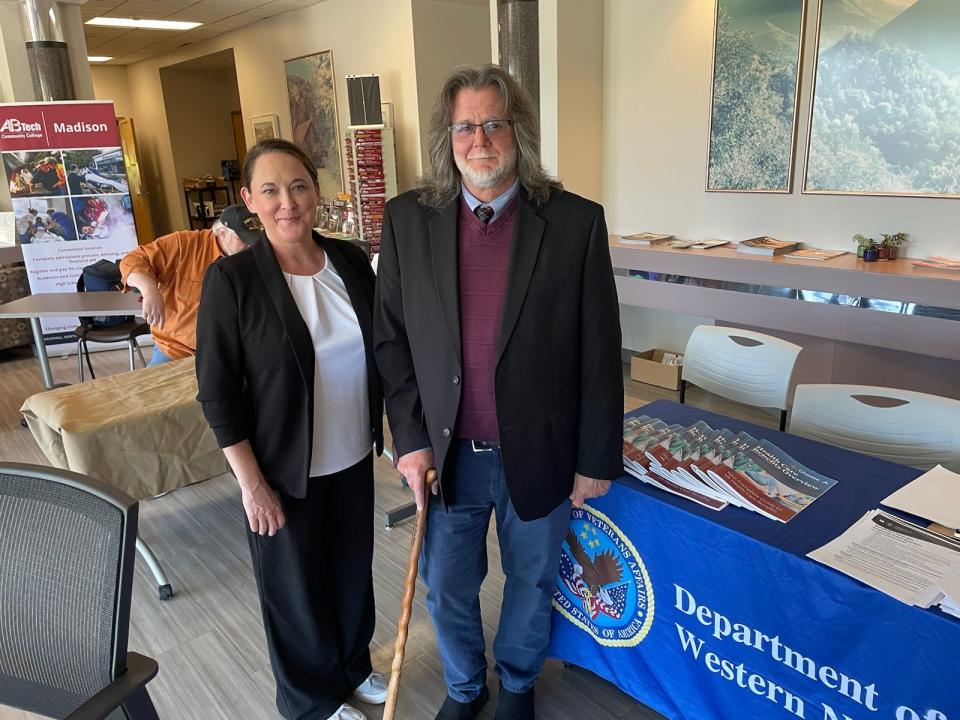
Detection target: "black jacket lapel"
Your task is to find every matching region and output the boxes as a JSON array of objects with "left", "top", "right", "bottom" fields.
[
  {"left": 252, "top": 236, "right": 314, "bottom": 387},
  {"left": 428, "top": 199, "right": 461, "bottom": 362},
  {"left": 497, "top": 195, "right": 545, "bottom": 364}
]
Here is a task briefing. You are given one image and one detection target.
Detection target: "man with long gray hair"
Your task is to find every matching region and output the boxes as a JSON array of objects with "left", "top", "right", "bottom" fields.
[{"left": 374, "top": 64, "right": 622, "bottom": 720}]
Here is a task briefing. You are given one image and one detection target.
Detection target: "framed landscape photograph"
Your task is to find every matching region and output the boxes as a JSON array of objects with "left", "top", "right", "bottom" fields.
[
  {"left": 250, "top": 114, "right": 279, "bottom": 144},
  {"left": 284, "top": 49, "right": 343, "bottom": 201},
  {"left": 705, "top": 0, "right": 807, "bottom": 193},
  {"left": 804, "top": 0, "right": 960, "bottom": 198}
]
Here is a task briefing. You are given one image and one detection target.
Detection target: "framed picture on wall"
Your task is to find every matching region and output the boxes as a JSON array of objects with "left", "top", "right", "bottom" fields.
[
  {"left": 803, "top": 0, "right": 960, "bottom": 198},
  {"left": 705, "top": 0, "right": 807, "bottom": 193},
  {"left": 250, "top": 114, "right": 280, "bottom": 144},
  {"left": 284, "top": 49, "right": 344, "bottom": 201}
]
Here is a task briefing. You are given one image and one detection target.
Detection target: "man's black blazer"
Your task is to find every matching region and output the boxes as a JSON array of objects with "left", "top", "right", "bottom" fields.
[
  {"left": 374, "top": 188, "right": 623, "bottom": 521},
  {"left": 197, "top": 231, "right": 383, "bottom": 498}
]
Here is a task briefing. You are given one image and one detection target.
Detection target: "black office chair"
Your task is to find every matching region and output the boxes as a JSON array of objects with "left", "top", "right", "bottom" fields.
[
  {"left": 0, "top": 463, "right": 159, "bottom": 719},
  {"left": 75, "top": 317, "right": 150, "bottom": 381}
]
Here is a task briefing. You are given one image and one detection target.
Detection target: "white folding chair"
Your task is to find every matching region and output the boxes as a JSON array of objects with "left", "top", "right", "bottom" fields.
[
  {"left": 680, "top": 325, "right": 802, "bottom": 430},
  {"left": 790, "top": 384, "right": 960, "bottom": 472}
]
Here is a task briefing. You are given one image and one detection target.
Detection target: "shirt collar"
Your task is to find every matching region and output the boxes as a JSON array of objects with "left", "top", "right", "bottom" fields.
[{"left": 460, "top": 178, "right": 520, "bottom": 223}]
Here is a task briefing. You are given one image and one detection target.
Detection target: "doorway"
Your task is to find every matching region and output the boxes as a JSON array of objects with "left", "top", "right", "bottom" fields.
[{"left": 159, "top": 49, "right": 243, "bottom": 230}]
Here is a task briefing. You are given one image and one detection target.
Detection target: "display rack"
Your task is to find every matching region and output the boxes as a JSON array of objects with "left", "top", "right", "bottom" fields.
[
  {"left": 343, "top": 125, "right": 398, "bottom": 255},
  {"left": 182, "top": 180, "right": 236, "bottom": 230}
]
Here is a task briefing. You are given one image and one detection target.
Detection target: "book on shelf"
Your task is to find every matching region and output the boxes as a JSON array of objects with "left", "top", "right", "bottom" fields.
[
  {"left": 782, "top": 247, "right": 848, "bottom": 261},
  {"left": 669, "top": 239, "right": 729, "bottom": 250},
  {"left": 912, "top": 256, "right": 960, "bottom": 271},
  {"left": 736, "top": 236, "right": 798, "bottom": 255},
  {"left": 621, "top": 232, "right": 672, "bottom": 245}
]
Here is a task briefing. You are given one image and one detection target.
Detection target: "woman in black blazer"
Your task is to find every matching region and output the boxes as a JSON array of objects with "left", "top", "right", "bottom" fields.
[{"left": 196, "top": 139, "right": 384, "bottom": 720}]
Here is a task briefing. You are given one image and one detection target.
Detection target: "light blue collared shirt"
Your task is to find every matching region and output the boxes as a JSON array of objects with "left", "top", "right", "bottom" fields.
[{"left": 460, "top": 178, "right": 520, "bottom": 223}]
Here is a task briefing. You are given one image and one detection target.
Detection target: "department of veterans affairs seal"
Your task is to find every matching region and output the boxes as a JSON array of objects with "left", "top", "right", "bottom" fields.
[{"left": 552, "top": 504, "right": 654, "bottom": 647}]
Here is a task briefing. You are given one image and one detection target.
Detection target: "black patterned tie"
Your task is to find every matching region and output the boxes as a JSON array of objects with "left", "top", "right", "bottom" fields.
[{"left": 474, "top": 204, "right": 494, "bottom": 223}]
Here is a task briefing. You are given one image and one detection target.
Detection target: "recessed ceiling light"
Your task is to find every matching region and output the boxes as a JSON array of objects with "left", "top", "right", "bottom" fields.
[
  {"left": 87, "top": 56, "right": 113, "bottom": 62},
  {"left": 86, "top": 17, "right": 202, "bottom": 31}
]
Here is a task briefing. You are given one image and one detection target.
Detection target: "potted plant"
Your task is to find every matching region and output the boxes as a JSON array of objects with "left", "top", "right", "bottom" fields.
[
  {"left": 863, "top": 241, "right": 879, "bottom": 262},
  {"left": 853, "top": 233, "right": 875, "bottom": 259},
  {"left": 880, "top": 232, "right": 907, "bottom": 260}
]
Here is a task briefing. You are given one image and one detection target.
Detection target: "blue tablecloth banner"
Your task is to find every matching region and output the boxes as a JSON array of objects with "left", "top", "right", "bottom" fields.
[{"left": 549, "top": 400, "right": 959, "bottom": 720}]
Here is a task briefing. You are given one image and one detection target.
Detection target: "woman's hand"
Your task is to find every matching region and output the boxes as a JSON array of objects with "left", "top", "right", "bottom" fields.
[
  {"left": 222, "top": 441, "right": 286, "bottom": 537},
  {"left": 239, "top": 479, "right": 286, "bottom": 537}
]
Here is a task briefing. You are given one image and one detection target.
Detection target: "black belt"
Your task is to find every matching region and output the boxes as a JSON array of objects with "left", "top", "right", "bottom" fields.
[{"left": 469, "top": 440, "right": 500, "bottom": 452}]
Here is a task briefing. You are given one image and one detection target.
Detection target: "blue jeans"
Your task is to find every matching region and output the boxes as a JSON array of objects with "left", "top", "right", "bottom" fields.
[
  {"left": 420, "top": 440, "right": 571, "bottom": 702},
  {"left": 147, "top": 345, "right": 173, "bottom": 367}
]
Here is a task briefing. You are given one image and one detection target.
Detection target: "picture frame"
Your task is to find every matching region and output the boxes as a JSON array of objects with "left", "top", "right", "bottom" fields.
[
  {"left": 705, "top": 0, "right": 807, "bottom": 194},
  {"left": 250, "top": 114, "right": 280, "bottom": 145},
  {"left": 803, "top": 0, "right": 960, "bottom": 198},
  {"left": 380, "top": 102, "right": 394, "bottom": 128},
  {"left": 284, "top": 49, "right": 344, "bottom": 201}
]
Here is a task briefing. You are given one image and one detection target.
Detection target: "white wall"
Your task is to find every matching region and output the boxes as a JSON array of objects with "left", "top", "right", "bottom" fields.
[
  {"left": 602, "top": 0, "right": 959, "bottom": 261},
  {"left": 539, "top": 0, "right": 604, "bottom": 201},
  {"left": 90, "top": 66, "right": 133, "bottom": 118},
  {"left": 412, "top": 0, "right": 492, "bottom": 169},
  {"left": 121, "top": 0, "right": 420, "bottom": 235}
]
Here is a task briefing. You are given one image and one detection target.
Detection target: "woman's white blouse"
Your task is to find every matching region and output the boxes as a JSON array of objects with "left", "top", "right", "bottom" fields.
[{"left": 284, "top": 261, "right": 371, "bottom": 477}]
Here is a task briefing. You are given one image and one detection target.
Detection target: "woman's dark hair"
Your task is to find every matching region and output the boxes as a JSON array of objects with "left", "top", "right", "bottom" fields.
[{"left": 241, "top": 138, "right": 319, "bottom": 190}]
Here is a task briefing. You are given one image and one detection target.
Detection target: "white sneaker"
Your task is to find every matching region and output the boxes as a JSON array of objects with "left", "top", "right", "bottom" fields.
[
  {"left": 353, "top": 671, "right": 389, "bottom": 704},
  {"left": 327, "top": 703, "right": 367, "bottom": 720}
]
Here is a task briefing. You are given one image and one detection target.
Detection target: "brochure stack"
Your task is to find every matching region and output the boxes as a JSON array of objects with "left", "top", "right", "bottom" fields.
[
  {"left": 343, "top": 125, "right": 397, "bottom": 256},
  {"left": 622, "top": 414, "right": 837, "bottom": 522}
]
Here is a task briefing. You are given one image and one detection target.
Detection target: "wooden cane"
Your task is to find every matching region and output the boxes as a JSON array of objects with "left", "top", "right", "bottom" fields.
[{"left": 383, "top": 468, "right": 437, "bottom": 720}]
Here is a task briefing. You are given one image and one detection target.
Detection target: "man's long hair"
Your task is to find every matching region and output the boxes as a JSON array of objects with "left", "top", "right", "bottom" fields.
[{"left": 418, "top": 64, "right": 562, "bottom": 210}]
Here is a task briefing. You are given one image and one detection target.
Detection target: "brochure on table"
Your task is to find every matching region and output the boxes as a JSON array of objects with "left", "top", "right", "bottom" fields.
[{"left": 1, "top": 100, "right": 137, "bottom": 343}]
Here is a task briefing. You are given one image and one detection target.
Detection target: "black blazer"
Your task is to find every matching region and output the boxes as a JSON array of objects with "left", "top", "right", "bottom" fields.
[
  {"left": 374, "top": 188, "right": 622, "bottom": 521},
  {"left": 196, "top": 231, "right": 383, "bottom": 498}
]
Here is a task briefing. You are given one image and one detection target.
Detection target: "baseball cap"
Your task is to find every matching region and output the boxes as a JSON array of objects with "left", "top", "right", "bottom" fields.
[{"left": 218, "top": 204, "right": 263, "bottom": 246}]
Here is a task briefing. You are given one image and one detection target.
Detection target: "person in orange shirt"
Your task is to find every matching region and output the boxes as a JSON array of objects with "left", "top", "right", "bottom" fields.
[{"left": 120, "top": 204, "right": 262, "bottom": 365}]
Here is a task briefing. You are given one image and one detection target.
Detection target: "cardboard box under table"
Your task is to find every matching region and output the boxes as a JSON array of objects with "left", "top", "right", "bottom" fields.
[
  {"left": 20, "top": 356, "right": 227, "bottom": 501},
  {"left": 630, "top": 349, "right": 682, "bottom": 391}
]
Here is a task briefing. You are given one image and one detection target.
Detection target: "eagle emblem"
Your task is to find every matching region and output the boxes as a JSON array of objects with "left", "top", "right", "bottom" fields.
[{"left": 560, "top": 526, "right": 629, "bottom": 620}]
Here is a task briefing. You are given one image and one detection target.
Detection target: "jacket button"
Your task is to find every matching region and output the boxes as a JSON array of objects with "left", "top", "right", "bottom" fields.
[
  {"left": 441, "top": 427, "right": 451, "bottom": 438},
  {"left": 452, "top": 375, "right": 460, "bottom": 385}
]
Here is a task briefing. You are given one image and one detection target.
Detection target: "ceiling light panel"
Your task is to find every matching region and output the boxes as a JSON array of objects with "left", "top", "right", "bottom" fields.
[{"left": 87, "top": 17, "right": 202, "bottom": 30}]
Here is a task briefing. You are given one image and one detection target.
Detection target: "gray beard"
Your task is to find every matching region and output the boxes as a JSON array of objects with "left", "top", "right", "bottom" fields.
[{"left": 455, "top": 149, "right": 517, "bottom": 190}]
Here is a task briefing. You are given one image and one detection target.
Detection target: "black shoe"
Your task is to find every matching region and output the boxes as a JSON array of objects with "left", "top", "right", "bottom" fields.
[
  {"left": 435, "top": 686, "right": 490, "bottom": 720},
  {"left": 493, "top": 683, "right": 535, "bottom": 720}
]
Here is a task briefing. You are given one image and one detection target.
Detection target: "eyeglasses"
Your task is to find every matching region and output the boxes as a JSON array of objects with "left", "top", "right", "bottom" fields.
[{"left": 448, "top": 119, "right": 513, "bottom": 139}]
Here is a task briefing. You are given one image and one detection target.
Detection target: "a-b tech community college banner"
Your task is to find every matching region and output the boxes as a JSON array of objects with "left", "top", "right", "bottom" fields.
[{"left": 1, "top": 100, "right": 137, "bottom": 343}]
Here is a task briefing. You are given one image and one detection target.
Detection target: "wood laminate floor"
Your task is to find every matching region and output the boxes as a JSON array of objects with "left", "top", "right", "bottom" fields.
[{"left": 0, "top": 346, "right": 779, "bottom": 719}]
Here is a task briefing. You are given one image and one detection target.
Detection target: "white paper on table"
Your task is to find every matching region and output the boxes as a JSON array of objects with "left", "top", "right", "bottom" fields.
[
  {"left": 808, "top": 510, "right": 960, "bottom": 607},
  {"left": 938, "top": 574, "right": 960, "bottom": 618},
  {"left": 881, "top": 465, "right": 960, "bottom": 531}
]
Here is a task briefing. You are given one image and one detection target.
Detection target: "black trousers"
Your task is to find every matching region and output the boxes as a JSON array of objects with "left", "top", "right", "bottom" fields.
[{"left": 247, "top": 453, "right": 375, "bottom": 720}]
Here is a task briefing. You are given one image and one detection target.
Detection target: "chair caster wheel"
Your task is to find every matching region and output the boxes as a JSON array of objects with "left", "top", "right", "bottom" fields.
[
  {"left": 20, "top": 417, "right": 27, "bottom": 428},
  {"left": 159, "top": 584, "right": 174, "bottom": 601}
]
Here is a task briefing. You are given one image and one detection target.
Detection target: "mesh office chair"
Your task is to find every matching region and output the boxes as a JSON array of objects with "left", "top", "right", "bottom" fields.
[{"left": 0, "top": 463, "right": 159, "bottom": 719}]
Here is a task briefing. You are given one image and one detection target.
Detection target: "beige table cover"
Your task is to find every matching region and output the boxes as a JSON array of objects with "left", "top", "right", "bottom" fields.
[{"left": 21, "top": 356, "right": 228, "bottom": 500}]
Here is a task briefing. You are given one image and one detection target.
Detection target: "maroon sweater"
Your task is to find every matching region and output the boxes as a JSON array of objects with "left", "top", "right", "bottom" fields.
[{"left": 455, "top": 197, "right": 517, "bottom": 441}]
